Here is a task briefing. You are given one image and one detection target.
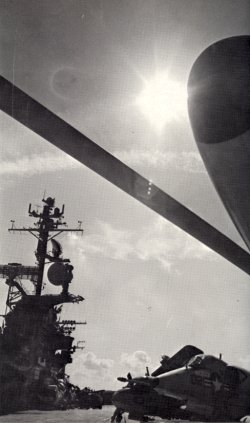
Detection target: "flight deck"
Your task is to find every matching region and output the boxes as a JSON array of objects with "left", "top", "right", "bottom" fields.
[{"left": 0, "top": 407, "right": 249, "bottom": 423}]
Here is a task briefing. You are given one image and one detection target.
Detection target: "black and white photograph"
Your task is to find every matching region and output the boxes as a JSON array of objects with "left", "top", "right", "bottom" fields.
[{"left": 0, "top": 1, "right": 250, "bottom": 422}]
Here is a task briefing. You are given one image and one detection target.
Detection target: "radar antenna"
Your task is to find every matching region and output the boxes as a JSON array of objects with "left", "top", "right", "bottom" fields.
[{"left": 8, "top": 197, "right": 83, "bottom": 296}]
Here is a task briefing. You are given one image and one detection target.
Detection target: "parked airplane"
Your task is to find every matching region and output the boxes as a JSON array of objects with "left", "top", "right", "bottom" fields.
[
  {"left": 112, "top": 346, "right": 250, "bottom": 421},
  {"left": 0, "top": 34, "right": 250, "bottom": 421},
  {"left": 112, "top": 345, "right": 202, "bottom": 422}
]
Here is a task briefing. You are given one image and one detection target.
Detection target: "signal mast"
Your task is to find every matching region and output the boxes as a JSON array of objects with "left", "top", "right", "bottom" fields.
[
  {"left": 1, "top": 196, "right": 84, "bottom": 321},
  {"left": 0, "top": 197, "right": 88, "bottom": 411}
]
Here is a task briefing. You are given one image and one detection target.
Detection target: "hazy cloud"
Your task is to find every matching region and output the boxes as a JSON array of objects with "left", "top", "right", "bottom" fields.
[
  {"left": 120, "top": 350, "right": 151, "bottom": 374},
  {"left": 79, "top": 351, "right": 114, "bottom": 372},
  {"left": 68, "top": 216, "right": 216, "bottom": 271},
  {"left": 114, "top": 149, "right": 205, "bottom": 174},
  {"left": 68, "top": 351, "right": 114, "bottom": 390},
  {"left": 0, "top": 152, "right": 81, "bottom": 176}
]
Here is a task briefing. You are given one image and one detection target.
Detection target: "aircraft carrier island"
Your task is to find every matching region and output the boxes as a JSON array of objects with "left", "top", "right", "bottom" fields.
[
  {"left": 0, "top": 200, "right": 249, "bottom": 422},
  {"left": 0, "top": 197, "right": 110, "bottom": 414},
  {"left": 1, "top": 27, "right": 250, "bottom": 423}
]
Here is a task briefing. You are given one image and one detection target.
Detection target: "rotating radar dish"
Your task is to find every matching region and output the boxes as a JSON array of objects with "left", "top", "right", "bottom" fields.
[{"left": 47, "top": 262, "right": 73, "bottom": 287}]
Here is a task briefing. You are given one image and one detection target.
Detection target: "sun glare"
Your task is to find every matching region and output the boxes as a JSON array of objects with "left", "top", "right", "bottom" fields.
[{"left": 136, "top": 72, "right": 187, "bottom": 131}]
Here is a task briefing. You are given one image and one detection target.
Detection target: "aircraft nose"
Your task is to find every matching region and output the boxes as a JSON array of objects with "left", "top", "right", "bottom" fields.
[
  {"left": 157, "top": 368, "right": 189, "bottom": 399},
  {"left": 112, "top": 389, "right": 132, "bottom": 409}
]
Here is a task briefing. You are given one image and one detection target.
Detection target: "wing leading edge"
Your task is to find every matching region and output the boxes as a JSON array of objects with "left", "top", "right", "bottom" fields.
[
  {"left": 188, "top": 35, "right": 250, "bottom": 252},
  {"left": 1, "top": 75, "right": 250, "bottom": 275}
]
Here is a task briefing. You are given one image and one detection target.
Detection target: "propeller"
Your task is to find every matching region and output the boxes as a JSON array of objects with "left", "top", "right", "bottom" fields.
[
  {"left": 117, "top": 377, "right": 129, "bottom": 383},
  {"left": 1, "top": 75, "right": 250, "bottom": 274},
  {"left": 117, "top": 374, "right": 158, "bottom": 387},
  {"left": 117, "top": 372, "right": 133, "bottom": 383}
]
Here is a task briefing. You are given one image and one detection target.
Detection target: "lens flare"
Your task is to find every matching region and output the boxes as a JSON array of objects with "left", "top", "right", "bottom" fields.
[{"left": 136, "top": 72, "right": 187, "bottom": 131}]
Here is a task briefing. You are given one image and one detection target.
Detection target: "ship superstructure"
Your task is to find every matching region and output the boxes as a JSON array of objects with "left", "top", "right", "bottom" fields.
[{"left": 0, "top": 197, "right": 86, "bottom": 413}]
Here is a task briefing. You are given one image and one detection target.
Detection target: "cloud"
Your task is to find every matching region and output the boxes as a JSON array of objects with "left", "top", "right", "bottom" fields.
[
  {"left": 68, "top": 216, "right": 216, "bottom": 271},
  {"left": 68, "top": 351, "right": 115, "bottom": 389},
  {"left": 85, "top": 222, "right": 133, "bottom": 260},
  {"left": 0, "top": 152, "right": 81, "bottom": 176},
  {"left": 78, "top": 351, "right": 114, "bottom": 373},
  {"left": 114, "top": 149, "right": 205, "bottom": 174},
  {"left": 120, "top": 350, "right": 151, "bottom": 375},
  {"left": 69, "top": 351, "right": 152, "bottom": 390}
]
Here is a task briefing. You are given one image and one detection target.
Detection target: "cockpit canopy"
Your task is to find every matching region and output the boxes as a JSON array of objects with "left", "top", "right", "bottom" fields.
[{"left": 187, "top": 354, "right": 227, "bottom": 372}]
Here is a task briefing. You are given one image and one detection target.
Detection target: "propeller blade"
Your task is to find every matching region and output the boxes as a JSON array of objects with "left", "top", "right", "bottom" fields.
[
  {"left": 1, "top": 76, "right": 250, "bottom": 275},
  {"left": 117, "top": 377, "right": 128, "bottom": 383}
]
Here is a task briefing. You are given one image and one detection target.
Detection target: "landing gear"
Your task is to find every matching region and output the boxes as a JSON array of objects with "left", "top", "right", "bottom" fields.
[{"left": 111, "top": 408, "right": 124, "bottom": 422}]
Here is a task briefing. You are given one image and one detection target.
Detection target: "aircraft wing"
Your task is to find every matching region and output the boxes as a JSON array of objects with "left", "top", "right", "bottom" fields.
[
  {"left": 152, "top": 345, "right": 203, "bottom": 376},
  {"left": 188, "top": 36, "right": 250, "bottom": 251},
  {"left": 1, "top": 75, "right": 250, "bottom": 275}
]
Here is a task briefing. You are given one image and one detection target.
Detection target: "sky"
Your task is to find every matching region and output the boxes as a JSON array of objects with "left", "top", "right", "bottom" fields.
[{"left": 0, "top": 0, "right": 250, "bottom": 390}]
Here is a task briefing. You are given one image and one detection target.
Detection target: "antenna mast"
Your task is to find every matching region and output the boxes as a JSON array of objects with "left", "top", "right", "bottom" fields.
[{"left": 8, "top": 196, "right": 83, "bottom": 296}]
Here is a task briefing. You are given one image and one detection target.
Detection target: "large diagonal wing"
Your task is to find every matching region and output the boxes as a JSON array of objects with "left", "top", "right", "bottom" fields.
[
  {"left": 188, "top": 36, "right": 250, "bottom": 251},
  {"left": 1, "top": 76, "right": 250, "bottom": 274}
]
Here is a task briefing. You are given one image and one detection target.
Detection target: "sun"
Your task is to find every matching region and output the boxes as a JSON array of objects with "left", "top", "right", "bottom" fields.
[{"left": 135, "top": 72, "right": 187, "bottom": 131}]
